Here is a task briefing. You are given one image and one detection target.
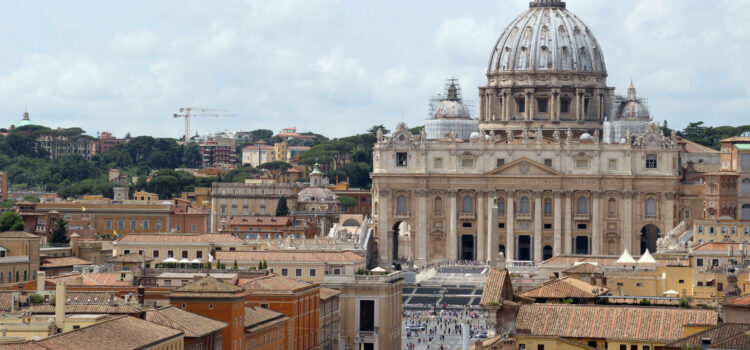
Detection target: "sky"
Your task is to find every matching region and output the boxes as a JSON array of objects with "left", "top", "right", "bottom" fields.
[{"left": 0, "top": 0, "right": 748, "bottom": 139}]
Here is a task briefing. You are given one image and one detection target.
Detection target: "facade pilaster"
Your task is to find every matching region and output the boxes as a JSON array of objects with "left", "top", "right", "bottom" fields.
[
  {"left": 533, "top": 191, "right": 543, "bottom": 262},
  {"left": 378, "top": 189, "right": 391, "bottom": 267},
  {"left": 592, "top": 191, "right": 603, "bottom": 255},
  {"left": 477, "top": 190, "right": 486, "bottom": 262},
  {"left": 553, "top": 190, "right": 562, "bottom": 256},
  {"left": 664, "top": 191, "right": 675, "bottom": 235},
  {"left": 488, "top": 192, "right": 498, "bottom": 265},
  {"left": 563, "top": 190, "right": 573, "bottom": 255},
  {"left": 448, "top": 190, "right": 458, "bottom": 261},
  {"left": 505, "top": 190, "right": 515, "bottom": 261},
  {"left": 416, "top": 189, "right": 429, "bottom": 266},
  {"left": 622, "top": 191, "right": 634, "bottom": 254}
]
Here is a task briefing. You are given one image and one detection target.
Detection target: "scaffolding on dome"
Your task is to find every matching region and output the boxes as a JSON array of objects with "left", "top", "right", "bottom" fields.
[{"left": 425, "top": 78, "right": 478, "bottom": 140}]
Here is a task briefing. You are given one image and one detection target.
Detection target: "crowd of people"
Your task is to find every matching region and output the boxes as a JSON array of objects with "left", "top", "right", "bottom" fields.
[{"left": 403, "top": 308, "right": 488, "bottom": 350}]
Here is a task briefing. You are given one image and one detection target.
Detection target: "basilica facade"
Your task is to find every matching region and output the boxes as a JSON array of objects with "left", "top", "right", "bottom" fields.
[{"left": 372, "top": 0, "right": 681, "bottom": 267}]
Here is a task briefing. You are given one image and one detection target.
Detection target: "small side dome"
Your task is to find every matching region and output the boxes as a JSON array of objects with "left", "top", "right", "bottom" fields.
[
  {"left": 580, "top": 132, "right": 593, "bottom": 141},
  {"left": 469, "top": 131, "right": 481, "bottom": 141}
]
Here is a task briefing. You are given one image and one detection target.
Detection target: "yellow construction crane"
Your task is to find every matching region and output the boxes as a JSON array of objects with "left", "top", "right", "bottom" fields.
[{"left": 173, "top": 107, "right": 236, "bottom": 143}]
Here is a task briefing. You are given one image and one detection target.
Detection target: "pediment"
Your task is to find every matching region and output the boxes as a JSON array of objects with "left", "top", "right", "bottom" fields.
[{"left": 487, "top": 157, "right": 562, "bottom": 176}]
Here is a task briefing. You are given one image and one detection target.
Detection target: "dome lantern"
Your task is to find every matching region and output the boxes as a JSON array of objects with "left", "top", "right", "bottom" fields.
[{"left": 530, "top": 0, "right": 566, "bottom": 8}]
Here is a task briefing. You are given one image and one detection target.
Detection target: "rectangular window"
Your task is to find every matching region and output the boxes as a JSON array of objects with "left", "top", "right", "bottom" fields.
[
  {"left": 732, "top": 226, "right": 737, "bottom": 235},
  {"left": 434, "top": 158, "right": 443, "bottom": 169},
  {"left": 192, "top": 224, "right": 197, "bottom": 233},
  {"left": 182, "top": 250, "right": 188, "bottom": 259},
  {"left": 498, "top": 201, "right": 505, "bottom": 214},
  {"left": 544, "top": 223, "right": 552, "bottom": 230},
  {"left": 544, "top": 201, "right": 552, "bottom": 216},
  {"left": 155, "top": 219, "right": 162, "bottom": 231},
  {"left": 105, "top": 219, "right": 112, "bottom": 230},
  {"left": 167, "top": 250, "right": 174, "bottom": 258},
  {"left": 142, "top": 220, "right": 149, "bottom": 230},
  {"left": 696, "top": 258, "right": 703, "bottom": 267},
  {"left": 698, "top": 226, "right": 704, "bottom": 234},
  {"left": 685, "top": 210, "right": 691, "bottom": 219},
  {"left": 544, "top": 159, "right": 552, "bottom": 167},
  {"left": 152, "top": 250, "right": 160, "bottom": 258},
  {"left": 517, "top": 98, "right": 526, "bottom": 113},
  {"left": 281, "top": 268, "right": 288, "bottom": 276},
  {"left": 537, "top": 345, "right": 545, "bottom": 350},
  {"left": 575, "top": 159, "right": 589, "bottom": 168},
  {"left": 359, "top": 300, "right": 375, "bottom": 331},
  {"left": 577, "top": 224, "right": 587, "bottom": 230},
  {"left": 295, "top": 268, "right": 302, "bottom": 277},
  {"left": 498, "top": 223, "right": 505, "bottom": 229},
  {"left": 196, "top": 251, "right": 203, "bottom": 259},
  {"left": 175, "top": 224, "right": 181, "bottom": 232},
  {"left": 130, "top": 219, "right": 136, "bottom": 229},
  {"left": 123, "top": 249, "right": 131, "bottom": 255},
  {"left": 679, "top": 279, "right": 685, "bottom": 284},
  {"left": 537, "top": 98, "right": 548, "bottom": 113},
  {"left": 496, "top": 158, "right": 505, "bottom": 167},
  {"left": 117, "top": 219, "right": 124, "bottom": 230},
  {"left": 608, "top": 159, "right": 617, "bottom": 170},
  {"left": 462, "top": 222, "right": 472, "bottom": 228},
  {"left": 138, "top": 249, "right": 144, "bottom": 255},
  {"left": 646, "top": 154, "right": 658, "bottom": 169},
  {"left": 461, "top": 158, "right": 474, "bottom": 168},
  {"left": 560, "top": 99, "right": 571, "bottom": 113},
  {"left": 396, "top": 152, "right": 408, "bottom": 166},
  {"left": 636, "top": 283, "right": 643, "bottom": 287},
  {"left": 310, "top": 269, "right": 317, "bottom": 277}
]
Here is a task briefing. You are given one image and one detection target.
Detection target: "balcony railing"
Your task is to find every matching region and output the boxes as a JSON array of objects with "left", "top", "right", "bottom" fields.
[
  {"left": 41, "top": 243, "right": 70, "bottom": 249},
  {"left": 458, "top": 212, "right": 475, "bottom": 219},
  {"left": 393, "top": 211, "right": 410, "bottom": 219},
  {"left": 516, "top": 212, "right": 532, "bottom": 220},
  {"left": 356, "top": 328, "right": 378, "bottom": 339},
  {"left": 574, "top": 213, "right": 590, "bottom": 221}
]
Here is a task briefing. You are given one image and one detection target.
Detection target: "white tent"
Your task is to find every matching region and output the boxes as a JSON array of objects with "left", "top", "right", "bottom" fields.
[
  {"left": 637, "top": 249, "right": 657, "bottom": 264},
  {"left": 616, "top": 249, "right": 636, "bottom": 264},
  {"left": 663, "top": 290, "right": 679, "bottom": 296},
  {"left": 371, "top": 267, "right": 386, "bottom": 273},
  {"left": 178, "top": 258, "right": 190, "bottom": 264},
  {"left": 162, "top": 257, "right": 178, "bottom": 263},
  {"left": 190, "top": 259, "right": 202, "bottom": 264}
]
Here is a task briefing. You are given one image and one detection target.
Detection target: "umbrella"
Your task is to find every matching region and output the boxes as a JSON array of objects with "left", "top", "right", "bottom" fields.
[
  {"left": 663, "top": 290, "right": 679, "bottom": 295},
  {"left": 178, "top": 258, "right": 190, "bottom": 264},
  {"left": 162, "top": 257, "right": 178, "bottom": 263},
  {"left": 371, "top": 267, "right": 386, "bottom": 273},
  {"left": 190, "top": 259, "right": 202, "bottom": 264}
]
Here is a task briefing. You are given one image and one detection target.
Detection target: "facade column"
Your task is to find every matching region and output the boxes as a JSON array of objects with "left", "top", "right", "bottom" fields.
[
  {"left": 505, "top": 190, "right": 515, "bottom": 261},
  {"left": 622, "top": 191, "right": 633, "bottom": 254},
  {"left": 487, "top": 192, "right": 498, "bottom": 265},
  {"left": 377, "top": 189, "right": 391, "bottom": 267},
  {"left": 533, "top": 191, "right": 543, "bottom": 262},
  {"left": 524, "top": 92, "right": 530, "bottom": 121},
  {"left": 592, "top": 191, "right": 602, "bottom": 255},
  {"left": 529, "top": 90, "right": 536, "bottom": 121},
  {"left": 477, "top": 191, "right": 486, "bottom": 262},
  {"left": 553, "top": 191, "right": 562, "bottom": 256},
  {"left": 564, "top": 190, "right": 573, "bottom": 255},
  {"left": 502, "top": 91, "right": 509, "bottom": 121},
  {"left": 553, "top": 89, "right": 561, "bottom": 121},
  {"left": 416, "top": 189, "right": 429, "bottom": 266},
  {"left": 664, "top": 191, "right": 675, "bottom": 235},
  {"left": 448, "top": 190, "right": 458, "bottom": 261}
]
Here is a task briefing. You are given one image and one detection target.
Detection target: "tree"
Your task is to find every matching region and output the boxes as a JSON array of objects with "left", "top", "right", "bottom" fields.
[
  {"left": 258, "top": 161, "right": 292, "bottom": 179},
  {"left": 367, "top": 125, "right": 389, "bottom": 135},
  {"left": 262, "top": 260, "right": 268, "bottom": 269},
  {"left": 182, "top": 144, "right": 203, "bottom": 168},
  {"left": 50, "top": 218, "right": 69, "bottom": 243},
  {"left": 275, "top": 197, "right": 290, "bottom": 216},
  {"left": 339, "top": 196, "right": 358, "bottom": 208},
  {"left": 258, "top": 261, "right": 263, "bottom": 270},
  {"left": 232, "top": 260, "right": 238, "bottom": 269},
  {"left": 0, "top": 212, "right": 25, "bottom": 232}
]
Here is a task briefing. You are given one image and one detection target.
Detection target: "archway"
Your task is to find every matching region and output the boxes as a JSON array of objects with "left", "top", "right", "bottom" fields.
[
  {"left": 342, "top": 219, "right": 360, "bottom": 227},
  {"left": 518, "top": 235, "right": 531, "bottom": 261},
  {"left": 542, "top": 245, "right": 553, "bottom": 260},
  {"left": 461, "top": 235, "right": 475, "bottom": 261},
  {"left": 640, "top": 224, "right": 660, "bottom": 254}
]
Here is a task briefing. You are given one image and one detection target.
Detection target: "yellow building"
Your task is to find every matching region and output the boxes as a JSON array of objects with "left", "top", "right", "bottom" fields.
[
  {"left": 215, "top": 250, "right": 366, "bottom": 283},
  {"left": 112, "top": 233, "right": 262, "bottom": 265},
  {"left": 133, "top": 191, "right": 159, "bottom": 201},
  {"left": 692, "top": 219, "right": 750, "bottom": 244},
  {"left": 0, "top": 231, "right": 41, "bottom": 284}
]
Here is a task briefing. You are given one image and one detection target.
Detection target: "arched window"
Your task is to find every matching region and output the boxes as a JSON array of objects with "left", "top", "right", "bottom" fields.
[
  {"left": 543, "top": 199, "right": 553, "bottom": 216},
  {"left": 462, "top": 196, "right": 473, "bottom": 214},
  {"left": 498, "top": 200, "right": 505, "bottom": 214},
  {"left": 520, "top": 196, "right": 530, "bottom": 214},
  {"left": 743, "top": 178, "right": 750, "bottom": 194},
  {"left": 646, "top": 198, "right": 657, "bottom": 217},
  {"left": 396, "top": 196, "right": 407, "bottom": 214},
  {"left": 608, "top": 198, "right": 617, "bottom": 217},
  {"left": 577, "top": 196, "right": 588, "bottom": 214},
  {"left": 434, "top": 197, "right": 443, "bottom": 216},
  {"left": 743, "top": 204, "right": 750, "bottom": 220}
]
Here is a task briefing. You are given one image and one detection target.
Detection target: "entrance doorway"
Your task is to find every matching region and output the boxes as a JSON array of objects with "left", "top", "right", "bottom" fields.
[
  {"left": 575, "top": 236, "right": 589, "bottom": 255},
  {"left": 461, "top": 235, "right": 475, "bottom": 261},
  {"left": 640, "top": 224, "right": 660, "bottom": 254},
  {"left": 518, "top": 235, "right": 531, "bottom": 261}
]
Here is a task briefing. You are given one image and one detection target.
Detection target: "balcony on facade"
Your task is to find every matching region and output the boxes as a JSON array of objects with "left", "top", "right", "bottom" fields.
[
  {"left": 458, "top": 212, "right": 475, "bottom": 219},
  {"left": 574, "top": 213, "right": 590, "bottom": 221},
  {"left": 516, "top": 212, "right": 532, "bottom": 220},
  {"left": 393, "top": 211, "right": 409, "bottom": 219}
]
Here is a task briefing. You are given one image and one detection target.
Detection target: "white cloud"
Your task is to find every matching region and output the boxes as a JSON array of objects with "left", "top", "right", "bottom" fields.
[
  {"left": 385, "top": 68, "right": 411, "bottom": 86},
  {"left": 434, "top": 16, "right": 498, "bottom": 62},
  {"left": 315, "top": 48, "right": 367, "bottom": 80},
  {"left": 109, "top": 30, "right": 158, "bottom": 56}
]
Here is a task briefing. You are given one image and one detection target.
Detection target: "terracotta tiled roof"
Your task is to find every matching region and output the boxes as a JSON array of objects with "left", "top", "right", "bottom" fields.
[
  {"left": 0, "top": 291, "right": 16, "bottom": 311},
  {"left": 144, "top": 305, "right": 227, "bottom": 338},
  {"left": 240, "top": 274, "right": 311, "bottom": 292},
  {"left": 563, "top": 263, "right": 603, "bottom": 274},
  {"left": 514, "top": 335, "right": 597, "bottom": 350},
  {"left": 244, "top": 306, "right": 288, "bottom": 332},
  {"left": 40, "top": 257, "right": 92, "bottom": 268},
  {"left": 680, "top": 138, "right": 719, "bottom": 153},
  {"left": 106, "top": 253, "right": 153, "bottom": 263},
  {"left": 0, "top": 343, "right": 48, "bottom": 350},
  {"left": 116, "top": 233, "right": 243, "bottom": 244},
  {"left": 170, "top": 275, "right": 245, "bottom": 299},
  {"left": 480, "top": 268, "right": 512, "bottom": 305},
  {"left": 63, "top": 291, "right": 124, "bottom": 305},
  {"left": 28, "top": 303, "right": 142, "bottom": 315},
  {"left": 228, "top": 216, "right": 291, "bottom": 226},
  {"left": 0, "top": 231, "right": 40, "bottom": 239},
  {"left": 46, "top": 272, "right": 131, "bottom": 286},
  {"left": 517, "top": 277, "right": 607, "bottom": 299},
  {"left": 11, "top": 315, "right": 183, "bottom": 350},
  {"left": 319, "top": 287, "right": 342, "bottom": 300},
  {"left": 215, "top": 250, "right": 364, "bottom": 263},
  {"left": 691, "top": 163, "right": 720, "bottom": 173},
  {"left": 516, "top": 304, "right": 718, "bottom": 343},
  {"left": 664, "top": 323, "right": 750, "bottom": 350},
  {"left": 722, "top": 136, "right": 750, "bottom": 142},
  {"left": 722, "top": 293, "right": 750, "bottom": 307}
]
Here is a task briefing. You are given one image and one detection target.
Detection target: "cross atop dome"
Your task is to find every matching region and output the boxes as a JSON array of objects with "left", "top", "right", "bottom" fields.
[{"left": 530, "top": 0, "right": 566, "bottom": 9}]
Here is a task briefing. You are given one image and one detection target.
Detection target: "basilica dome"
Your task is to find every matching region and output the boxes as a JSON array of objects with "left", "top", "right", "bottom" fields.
[
  {"left": 488, "top": 0, "right": 606, "bottom": 74},
  {"left": 433, "top": 82, "right": 470, "bottom": 119},
  {"left": 615, "top": 83, "right": 650, "bottom": 120}
]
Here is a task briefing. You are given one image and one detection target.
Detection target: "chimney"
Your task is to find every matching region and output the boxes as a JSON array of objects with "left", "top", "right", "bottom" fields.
[
  {"left": 137, "top": 284, "right": 145, "bottom": 306},
  {"left": 36, "top": 271, "right": 46, "bottom": 295},
  {"left": 54, "top": 281, "right": 66, "bottom": 332},
  {"left": 701, "top": 337, "right": 711, "bottom": 350}
]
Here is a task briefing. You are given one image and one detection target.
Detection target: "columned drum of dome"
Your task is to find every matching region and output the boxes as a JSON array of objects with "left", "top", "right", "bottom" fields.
[{"left": 479, "top": 0, "right": 614, "bottom": 135}]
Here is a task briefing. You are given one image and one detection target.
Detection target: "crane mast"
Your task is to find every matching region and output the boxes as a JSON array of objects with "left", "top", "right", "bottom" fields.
[{"left": 173, "top": 107, "right": 235, "bottom": 143}]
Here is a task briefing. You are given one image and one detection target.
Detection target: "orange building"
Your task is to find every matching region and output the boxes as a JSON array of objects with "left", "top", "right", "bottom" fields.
[
  {"left": 241, "top": 274, "right": 321, "bottom": 350},
  {"left": 169, "top": 275, "right": 248, "bottom": 350},
  {"left": 220, "top": 216, "right": 316, "bottom": 239},
  {"left": 244, "top": 306, "right": 289, "bottom": 350},
  {"left": 170, "top": 198, "right": 209, "bottom": 233}
]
